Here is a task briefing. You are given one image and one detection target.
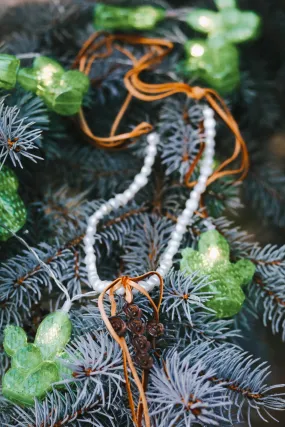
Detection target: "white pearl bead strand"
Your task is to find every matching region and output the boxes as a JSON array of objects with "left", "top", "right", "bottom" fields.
[
  {"left": 83, "top": 131, "right": 159, "bottom": 293},
  {"left": 83, "top": 107, "right": 216, "bottom": 294}
]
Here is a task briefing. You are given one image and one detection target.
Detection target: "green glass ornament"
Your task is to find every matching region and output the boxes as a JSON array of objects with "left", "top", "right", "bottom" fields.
[
  {"left": 94, "top": 3, "right": 166, "bottom": 31},
  {"left": 180, "top": 230, "right": 255, "bottom": 318},
  {"left": 215, "top": 0, "right": 237, "bottom": 9},
  {"left": 2, "top": 311, "right": 72, "bottom": 406},
  {"left": 35, "top": 311, "right": 72, "bottom": 360},
  {"left": 186, "top": 3, "right": 261, "bottom": 44},
  {"left": 0, "top": 54, "right": 20, "bottom": 90},
  {"left": 183, "top": 36, "right": 240, "bottom": 93},
  {"left": 18, "top": 57, "right": 89, "bottom": 116},
  {"left": 0, "top": 166, "right": 27, "bottom": 241}
]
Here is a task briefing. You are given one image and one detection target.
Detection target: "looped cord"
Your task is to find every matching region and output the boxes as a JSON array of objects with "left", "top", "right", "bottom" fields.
[
  {"left": 74, "top": 32, "right": 249, "bottom": 185},
  {"left": 98, "top": 271, "right": 164, "bottom": 427}
]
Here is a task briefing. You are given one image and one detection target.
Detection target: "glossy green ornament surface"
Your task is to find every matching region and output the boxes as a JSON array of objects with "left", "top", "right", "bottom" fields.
[
  {"left": 18, "top": 56, "right": 89, "bottom": 116},
  {"left": 180, "top": 230, "right": 255, "bottom": 318},
  {"left": 3, "top": 325, "right": 27, "bottom": 357},
  {"left": 186, "top": 4, "right": 261, "bottom": 44},
  {"left": 183, "top": 37, "right": 240, "bottom": 93},
  {"left": 0, "top": 166, "right": 27, "bottom": 241},
  {"left": 2, "top": 311, "right": 72, "bottom": 406},
  {"left": 94, "top": 3, "right": 166, "bottom": 30},
  {"left": 184, "top": 1, "right": 261, "bottom": 93},
  {"left": 0, "top": 54, "right": 20, "bottom": 90},
  {"left": 35, "top": 311, "right": 72, "bottom": 360}
]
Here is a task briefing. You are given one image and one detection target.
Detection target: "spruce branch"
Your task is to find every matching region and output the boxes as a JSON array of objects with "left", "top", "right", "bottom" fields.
[{"left": 0, "top": 98, "right": 43, "bottom": 168}]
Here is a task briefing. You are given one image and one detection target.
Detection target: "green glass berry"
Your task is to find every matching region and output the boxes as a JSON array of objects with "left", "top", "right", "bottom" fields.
[
  {"left": 215, "top": 0, "right": 237, "bottom": 9},
  {"left": 21, "top": 361, "right": 60, "bottom": 405},
  {"left": 61, "top": 70, "right": 90, "bottom": 95},
  {"left": 3, "top": 325, "right": 27, "bottom": 357},
  {"left": 94, "top": 3, "right": 165, "bottom": 31},
  {"left": 2, "top": 362, "right": 59, "bottom": 406},
  {"left": 183, "top": 37, "right": 240, "bottom": 93},
  {"left": 221, "top": 9, "right": 261, "bottom": 44},
  {"left": 0, "top": 166, "right": 27, "bottom": 241},
  {"left": 0, "top": 54, "right": 20, "bottom": 90},
  {"left": 186, "top": 10, "right": 222, "bottom": 34},
  {"left": 35, "top": 311, "right": 72, "bottom": 360},
  {"left": 42, "top": 84, "right": 84, "bottom": 116},
  {"left": 12, "top": 344, "right": 43, "bottom": 370},
  {"left": 180, "top": 230, "right": 256, "bottom": 318},
  {"left": 2, "top": 311, "right": 72, "bottom": 406},
  {"left": 17, "top": 68, "right": 38, "bottom": 92}
]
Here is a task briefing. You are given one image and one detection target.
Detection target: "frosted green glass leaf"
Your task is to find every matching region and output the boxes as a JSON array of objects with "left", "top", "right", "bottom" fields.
[
  {"left": 183, "top": 37, "right": 240, "bottom": 93},
  {"left": 61, "top": 70, "right": 90, "bottom": 94},
  {"left": 215, "top": 0, "right": 237, "bottom": 9},
  {"left": 22, "top": 361, "right": 59, "bottom": 403},
  {"left": 222, "top": 10, "right": 261, "bottom": 43},
  {"left": 2, "top": 367, "right": 27, "bottom": 405},
  {"left": 180, "top": 230, "right": 255, "bottom": 318},
  {"left": 12, "top": 344, "right": 42, "bottom": 371},
  {"left": 35, "top": 311, "right": 72, "bottom": 360},
  {"left": 17, "top": 68, "right": 38, "bottom": 92},
  {"left": 186, "top": 10, "right": 222, "bottom": 34},
  {"left": 2, "top": 362, "right": 59, "bottom": 406},
  {"left": 0, "top": 53, "right": 20, "bottom": 90},
  {"left": 94, "top": 3, "right": 165, "bottom": 31},
  {"left": 0, "top": 166, "right": 27, "bottom": 241},
  {"left": 3, "top": 325, "right": 27, "bottom": 357}
]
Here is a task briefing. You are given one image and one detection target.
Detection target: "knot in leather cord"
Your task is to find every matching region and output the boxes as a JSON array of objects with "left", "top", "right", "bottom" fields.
[{"left": 98, "top": 271, "right": 164, "bottom": 427}]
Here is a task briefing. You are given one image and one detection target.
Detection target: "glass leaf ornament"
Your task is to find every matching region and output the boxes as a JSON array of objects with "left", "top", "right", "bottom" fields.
[
  {"left": 18, "top": 56, "right": 90, "bottom": 116},
  {"left": 180, "top": 230, "right": 255, "bottom": 318},
  {"left": 0, "top": 166, "right": 27, "bottom": 241},
  {"left": 184, "top": 0, "right": 261, "bottom": 93},
  {"left": 94, "top": 3, "right": 166, "bottom": 31},
  {"left": 0, "top": 54, "right": 20, "bottom": 90},
  {"left": 2, "top": 311, "right": 72, "bottom": 406},
  {"left": 183, "top": 36, "right": 240, "bottom": 94}
]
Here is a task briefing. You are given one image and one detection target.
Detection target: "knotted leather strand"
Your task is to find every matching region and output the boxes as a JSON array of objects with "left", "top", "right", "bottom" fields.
[
  {"left": 74, "top": 32, "right": 249, "bottom": 185},
  {"left": 98, "top": 272, "right": 164, "bottom": 427}
]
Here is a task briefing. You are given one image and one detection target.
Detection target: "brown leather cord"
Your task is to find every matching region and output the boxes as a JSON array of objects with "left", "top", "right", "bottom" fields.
[
  {"left": 74, "top": 32, "right": 249, "bottom": 186},
  {"left": 98, "top": 272, "right": 164, "bottom": 427}
]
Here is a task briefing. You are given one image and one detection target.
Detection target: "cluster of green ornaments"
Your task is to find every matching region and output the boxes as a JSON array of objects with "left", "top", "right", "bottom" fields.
[
  {"left": 0, "top": 54, "right": 89, "bottom": 116},
  {"left": 2, "top": 311, "right": 72, "bottom": 406},
  {"left": 94, "top": 0, "right": 261, "bottom": 93},
  {"left": 180, "top": 229, "right": 255, "bottom": 318},
  {"left": 0, "top": 166, "right": 27, "bottom": 241}
]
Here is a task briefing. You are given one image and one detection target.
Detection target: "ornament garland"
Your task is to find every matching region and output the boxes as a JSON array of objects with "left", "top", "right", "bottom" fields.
[
  {"left": 0, "top": 166, "right": 27, "bottom": 241},
  {"left": 0, "top": 54, "right": 89, "bottom": 116},
  {"left": 93, "top": 1, "right": 261, "bottom": 93},
  {"left": 180, "top": 229, "right": 256, "bottom": 318}
]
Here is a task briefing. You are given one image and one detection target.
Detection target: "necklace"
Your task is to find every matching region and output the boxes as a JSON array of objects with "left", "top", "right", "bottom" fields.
[{"left": 83, "top": 106, "right": 216, "bottom": 293}]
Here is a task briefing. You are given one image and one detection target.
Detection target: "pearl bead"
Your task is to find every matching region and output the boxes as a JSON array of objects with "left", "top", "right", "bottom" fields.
[
  {"left": 147, "top": 132, "right": 159, "bottom": 145},
  {"left": 145, "top": 155, "right": 155, "bottom": 167},
  {"left": 206, "top": 128, "right": 216, "bottom": 138},
  {"left": 85, "top": 253, "right": 96, "bottom": 264},
  {"left": 123, "top": 189, "right": 133, "bottom": 201},
  {"left": 195, "top": 182, "right": 206, "bottom": 193},
  {"left": 89, "top": 216, "right": 99, "bottom": 227},
  {"left": 186, "top": 199, "right": 197, "bottom": 210},
  {"left": 83, "top": 236, "right": 95, "bottom": 246},
  {"left": 141, "top": 165, "right": 151, "bottom": 176},
  {"left": 204, "top": 118, "right": 215, "bottom": 128},
  {"left": 147, "top": 145, "right": 157, "bottom": 156},
  {"left": 99, "top": 204, "right": 110, "bottom": 215},
  {"left": 129, "top": 182, "right": 139, "bottom": 193},
  {"left": 171, "top": 231, "right": 182, "bottom": 243},
  {"left": 203, "top": 108, "right": 214, "bottom": 118},
  {"left": 86, "top": 226, "right": 95, "bottom": 236},
  {"left": 176, "top": 223, "right": 186, "bottom": 234},
  {"left": 134, "top": 174, "right": 147, "bottom": 187}
]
